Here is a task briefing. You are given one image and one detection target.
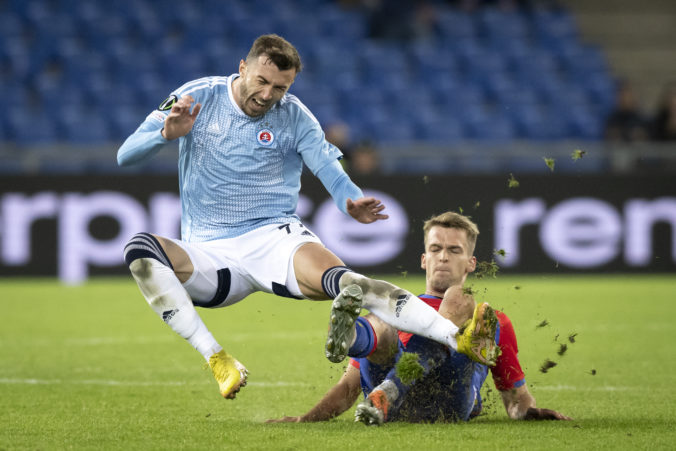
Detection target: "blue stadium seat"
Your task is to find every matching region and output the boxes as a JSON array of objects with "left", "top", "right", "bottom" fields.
[
  {"left": 440, "top": 85, "right": 486, "bottom": 117},
  {"left": 58, "top": 105, "right": 113, "bottom": 144},
  {"left": 436, "top": 9, "right": 477, "bottom": 40},
  {"left": 416, "top": 117, "right": 466, "bottom": 143},
  {"left": 0, "top": 0, "right": 617, "bottom": 153},
  {"left": 408, "top": 43, "right": 459, "bottom": 82},
  {"left": 478, "top": 7, "right": 531, "bottom": 43},
  {"left": 509, "top": 103, "right": 568, "bottom": 140},
  {"left": 109, "top": 105, "right": 148, "bottom": 140},
  {"left": 469, "top": 116, "right": 517, "bottom": 141},
  {"left": 5, "top": 108, "right": 59, "bottom": 145},
  {"left": 318, "top": 5, "right": 367, "bottom": 44}
]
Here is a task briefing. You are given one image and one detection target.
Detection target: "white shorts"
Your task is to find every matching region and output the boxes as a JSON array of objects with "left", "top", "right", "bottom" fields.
[{"left": 170, "top": 222, "right": 323, "bottom": 308}]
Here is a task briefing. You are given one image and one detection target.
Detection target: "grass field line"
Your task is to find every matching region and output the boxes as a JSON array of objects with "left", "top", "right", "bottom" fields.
[
  {"left": 0, "top": 331, "right": 324, "bottom": 347},
  {"left": 0, "top": 377, "right": 639, "bottom": 392},
  {"left": 0, "top": 377, "right": 309, "bottom": 388},
  {"left": 72, "top": 331, "right": 323, "bottom": 344}
]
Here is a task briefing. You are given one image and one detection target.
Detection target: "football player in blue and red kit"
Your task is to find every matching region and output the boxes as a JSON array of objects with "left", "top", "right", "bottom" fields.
[{"left": 267, "top": 212, "right": 570, "bottom": 424}]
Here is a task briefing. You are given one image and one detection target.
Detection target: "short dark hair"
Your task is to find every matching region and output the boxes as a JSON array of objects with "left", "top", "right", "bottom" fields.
[{"left": 246, "top": 34, "right": 302, "bottom": 73}]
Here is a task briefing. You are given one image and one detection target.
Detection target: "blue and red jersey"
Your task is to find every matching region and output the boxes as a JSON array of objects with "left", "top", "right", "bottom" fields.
[{"left": 350, "top": 294, "right": 525, "bottom": 393}]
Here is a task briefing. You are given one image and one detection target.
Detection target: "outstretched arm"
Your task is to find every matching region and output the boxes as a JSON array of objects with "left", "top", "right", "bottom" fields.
[
  {"left": 315, "top": 160, "right": 388, "bottom": 223},
  {"left": 266, "top": 364, "right": 362, "bottom": 423},
  {"left": 117, "top": 95, "right": 201, "bottom": 166},
  {"left": 500, "top": 385, "right": 572, "bottom": 420}
]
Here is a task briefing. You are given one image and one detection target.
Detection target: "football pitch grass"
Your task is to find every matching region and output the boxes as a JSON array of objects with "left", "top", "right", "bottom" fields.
[{"left": 2, "top": 274, "right": 675, "bottom": 450}]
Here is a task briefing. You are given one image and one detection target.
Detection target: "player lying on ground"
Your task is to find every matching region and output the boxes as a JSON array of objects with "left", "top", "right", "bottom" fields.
[
  {"left": 267, "top": 212, "right": 571, "bottom": 424},
  {"left": 116, "top": 35, "right": 497, "bottom": 400}
]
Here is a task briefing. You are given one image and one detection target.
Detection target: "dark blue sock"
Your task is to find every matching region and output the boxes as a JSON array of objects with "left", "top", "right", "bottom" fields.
[
  {"left": 348, "top": 317, "right": 376, "bottom": 358},
  {"left": 321, "top": 265, "right": 352, "bottom": 298}
]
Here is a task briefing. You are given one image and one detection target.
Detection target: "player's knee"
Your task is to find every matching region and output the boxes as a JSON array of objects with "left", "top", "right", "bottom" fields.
[
  {"left": 123, "top": 232, "right": 174, "bottom": 276},
  {"left": 439, "top": 286, "right": 475, "bottom": 324}
]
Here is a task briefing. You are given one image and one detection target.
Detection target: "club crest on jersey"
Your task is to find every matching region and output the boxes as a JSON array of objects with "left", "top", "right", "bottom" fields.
[
  {"left": 158, "top": 95, "right": 178, "bottom": 111},
  {"left": 257, "top": 129, "right": 275, "bottom": 146}
]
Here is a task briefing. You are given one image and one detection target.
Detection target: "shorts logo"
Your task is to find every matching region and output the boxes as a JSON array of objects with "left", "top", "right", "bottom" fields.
[
  {"left": 257, "top": 129, "right": 274, "bottom": 146},
  {"left": 158, "top": 95, "right": 178, "bottom": 111}
]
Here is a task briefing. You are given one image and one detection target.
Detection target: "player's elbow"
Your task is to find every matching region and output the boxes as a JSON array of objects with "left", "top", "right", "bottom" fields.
[{"left": 117, "top": 152, "right": 132, "bottom": 167}]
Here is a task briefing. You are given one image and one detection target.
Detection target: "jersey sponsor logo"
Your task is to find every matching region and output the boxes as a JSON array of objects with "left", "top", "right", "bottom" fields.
[
  {"left": 256, "top": 129, "right": 275, "bottom": 146},
  {"left": 158, "top": 95, "right": 178, "bottom": 111}
]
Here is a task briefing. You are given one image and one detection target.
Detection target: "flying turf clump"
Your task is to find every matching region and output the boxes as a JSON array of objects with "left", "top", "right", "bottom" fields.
[
  {"left": 395, "top": 352, "right": 425, "bottom": 385},
  {"left": 543, "top": 157, "right": 556, "bottom": 172},
  {"left": 536, "top": 319, "right": 550, "bottom": 329},
  {"left": 557, "top": 343, "right": 568, "bottom": 356},
  {"left": 463, "top": 285, "right": 476, "bottom": 296},
  {"left": 539, "top": 359, "right": 557, "bottom": 373},
  {"left": 507, "top": 173, "right": 520, "bottom": 188},
  {"left": 474, "top": 259, "right": 499, "bottom": 279},
  {"left": 571, "top": 149, "right": 586, "bottom": 161}
]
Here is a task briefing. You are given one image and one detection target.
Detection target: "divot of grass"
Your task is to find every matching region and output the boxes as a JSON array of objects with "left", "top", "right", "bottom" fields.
[
  {"left": 395, "top": 352, "right": 424, "bottom": 385},
  {"left": 568, "top": 333, "right": 578, "bottom": 343},
  {"left": 539, "top": 359, "right": 557, "bottom": 373},
  {"left": 507, "top": 173, "right": 519, "bottom": 188},
  {"left": 474, "top": 259, "right": 499, "bottom": 279},
  {"left": 572, "top": 149, "right": 586, "bottom": 161},
  {"left": 544, "top": 157, "right": 556, "bottom": 172},
  {"left": 557, "top": 343, "right": 568, "bottom": 356},
  {"left": 536, "top": 319, "right": 549, "bottom": 329}
]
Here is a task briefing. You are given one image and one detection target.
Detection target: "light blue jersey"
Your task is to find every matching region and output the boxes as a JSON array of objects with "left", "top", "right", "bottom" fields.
[{"left": 118, "top": 74, "right": 363, "bottom": 242}]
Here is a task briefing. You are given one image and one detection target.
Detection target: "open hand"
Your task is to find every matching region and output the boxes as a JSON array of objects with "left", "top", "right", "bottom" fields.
[
  {"left": 523, "top": 407, "right": 572, "bottom": 421},
  {"left": 346, "top": 197, "right": 389, "bottom": 224},
  {"left": 162, "top": 95, "right": 201, "bottom": 140}
]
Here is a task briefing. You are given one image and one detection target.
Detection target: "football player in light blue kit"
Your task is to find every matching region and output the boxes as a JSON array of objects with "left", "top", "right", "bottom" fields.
[{"left": 117, "top": 34, "right": 497, "bottom": 401}]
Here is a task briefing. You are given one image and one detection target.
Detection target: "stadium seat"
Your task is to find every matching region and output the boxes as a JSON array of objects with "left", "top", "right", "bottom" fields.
[
  {"left": 5, "top": 108, "right": 59, "bottom": 145},
  {"left": 436, "top": 9, "right": 477, "bottom": 40},
  {"left": 0, "top": 0, "right": 618, "bottom": 160},
  {"left": 58, "top": 105, "right": 113, "bottom": 144}
]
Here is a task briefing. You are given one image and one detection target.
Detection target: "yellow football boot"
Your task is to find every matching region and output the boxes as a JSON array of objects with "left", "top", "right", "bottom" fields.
[
  {"left": 455, "top": 302, "right": 500, "bottom": 366},
  {"left": 208, "top": 350, "right": 248, "bottom": 399}
]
